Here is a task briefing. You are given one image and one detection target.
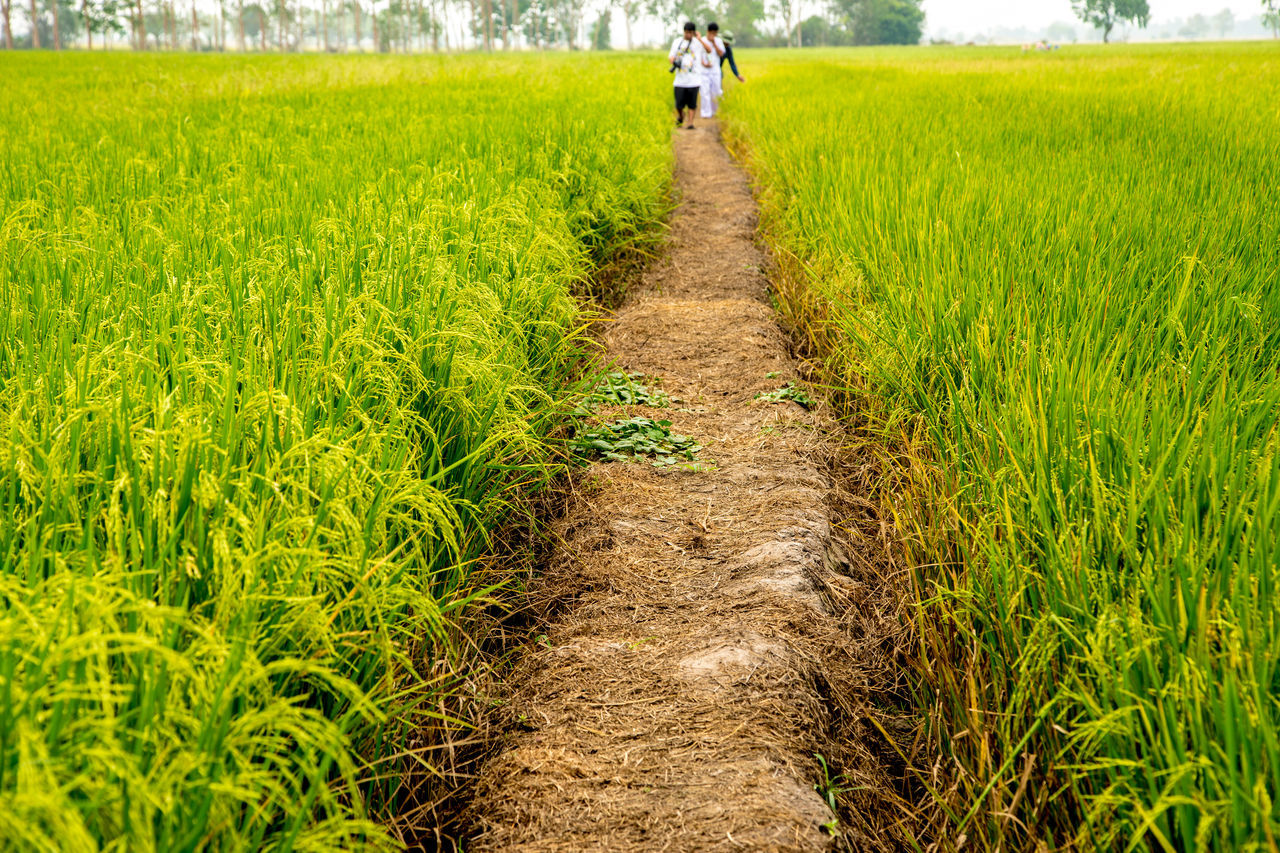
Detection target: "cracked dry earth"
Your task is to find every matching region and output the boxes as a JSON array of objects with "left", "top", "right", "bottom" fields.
[{"left": 468, "top": 121, "right": 906, "bottom": 852}]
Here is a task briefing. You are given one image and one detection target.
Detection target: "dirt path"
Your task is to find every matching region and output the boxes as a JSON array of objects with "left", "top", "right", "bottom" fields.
[{"left": 469, "top": 121, "right": 905, "bottom": 852}]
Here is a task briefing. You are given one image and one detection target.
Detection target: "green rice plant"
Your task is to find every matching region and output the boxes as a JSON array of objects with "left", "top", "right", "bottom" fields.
[
  {"left": 724, "top": 43, "right": 1280, "bottom": 850},
  {"left": 0, "top": 52, "right": 670, "bottom": 849}
]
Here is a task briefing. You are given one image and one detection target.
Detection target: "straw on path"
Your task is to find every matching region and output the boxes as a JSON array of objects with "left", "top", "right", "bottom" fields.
[{"left": 468, "top": 120, "right": 909, "bottom": 852}]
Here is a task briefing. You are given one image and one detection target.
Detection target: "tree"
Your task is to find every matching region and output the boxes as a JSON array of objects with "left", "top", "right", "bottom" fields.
[
  {"left": 551, "top": 0, "right": 584, "bottom": 47},
  {"left": 1071, "top": 0, "right": 1149, "bottom": 43},
  {"left": 2, "top": 0, "right": 13, "bottom": 47},
  {"left": 243, "top": 0, "right": 266, "bottom": 46},
  {"left": 859, "top": 0, "right": 921, "bottom": 44},
  {"left": 1046, "top": 20, "right": 1077, "bottom": 42},
  {"left": 273, "top": 0, "right": 283, "bottom": 46},
  {"left": 28, "top": 0, "right": 38, "bottom": 46},
  {"left": 1180, "top": 13, "right": 1209, "bottom": 38},
  {"left": 799, "top": 13, "right": 839, "bottom": 45},
  {"left": 1212, "top": 7, "right": 1233, "bottom": 36},
  {"left": 587, "top": 4, "right": 607, "bottom": 46},
  {"left": 82, "top": 0, "right": 125, "bottom": 45},
  {"left": 1265, "top": 0, "right": 1279, "bottom": 37},
  {"left": 614, "top": 0, "right": 640, "bottom": 48},
  {"left": 773, "top": 0, "right": 797, "bottom": 45},
  {"left": 131, "top": 0, "right": 144, "bottom": 46},
  {"left": 693, "top": 0, "right": 767, "bottom": 46},
  {"left": 829, "top": 0, "right": 922, "bottom": 45}
]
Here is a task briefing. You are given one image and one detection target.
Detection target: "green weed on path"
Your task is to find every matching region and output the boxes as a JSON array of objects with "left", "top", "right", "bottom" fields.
[
  {"left": 572, "top": 416, "right": 702, "bottom": 467},
  {"left": 755, "top": 382, "right": 818, "bottom": 409},
  {"left": 724, "top": 43, "right": 1280, "bottom": 851},
  {"left": 0, "top": 52, "right": 670, "bottom": 849}
]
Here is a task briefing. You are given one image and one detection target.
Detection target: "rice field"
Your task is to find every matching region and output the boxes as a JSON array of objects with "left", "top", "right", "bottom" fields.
[
  {"left": 0, "top": 52, "right": 669, "bottom": 849},
  {"left": 723, "top": 43, "right": 1280, "bottom": 850}
]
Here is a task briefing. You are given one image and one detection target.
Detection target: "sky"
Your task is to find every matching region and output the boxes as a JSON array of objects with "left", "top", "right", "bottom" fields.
[{"left": 921, "top": 0, "right": 1268, "bottom": 36}]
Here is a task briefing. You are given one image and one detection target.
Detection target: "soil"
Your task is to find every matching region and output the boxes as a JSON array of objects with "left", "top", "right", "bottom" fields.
[{"left": 467, "top": 121, "right": 916, "bottom": 852}]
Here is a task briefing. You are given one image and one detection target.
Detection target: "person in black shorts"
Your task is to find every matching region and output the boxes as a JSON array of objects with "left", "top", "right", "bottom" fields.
[{"left": 668, "top": 21, "right": 714, "bottom": 129}]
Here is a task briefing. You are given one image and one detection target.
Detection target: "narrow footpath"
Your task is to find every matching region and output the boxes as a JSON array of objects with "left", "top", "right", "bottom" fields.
[{"left": 469, "top": 121, "right": 905, "bottom": 852}]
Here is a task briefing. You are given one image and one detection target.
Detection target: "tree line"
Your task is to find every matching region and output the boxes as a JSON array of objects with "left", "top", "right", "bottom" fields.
[
  {"left": 1072, "top": 0, "right": 1279, "bottom": 42},
  {"left": 0, "top": 0, "right": 926, "bottom": 50}
]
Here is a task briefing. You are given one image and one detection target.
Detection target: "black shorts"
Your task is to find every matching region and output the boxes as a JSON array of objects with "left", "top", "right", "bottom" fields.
[{"left": 674, "top": 86, "right": 699, "bottom": 111}]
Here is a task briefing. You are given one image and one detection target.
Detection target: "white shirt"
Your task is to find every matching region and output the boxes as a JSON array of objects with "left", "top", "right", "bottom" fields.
[
  {"left": 669, "top": 36, "right": 712, "bottom": 88},
  {"left": 705, "top": 37, "right": 726, "bottom": 77}
]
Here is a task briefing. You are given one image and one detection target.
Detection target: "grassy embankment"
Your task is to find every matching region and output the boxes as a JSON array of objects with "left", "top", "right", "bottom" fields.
[
  {"left": 724, "top": 43, "right": 1280, "bottom": 850},
  {"left": 0, "top": 52, "right": 669, "bottom": 849}
]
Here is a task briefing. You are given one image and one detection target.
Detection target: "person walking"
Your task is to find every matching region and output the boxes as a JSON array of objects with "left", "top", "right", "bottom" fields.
[
  {"left": 699, "top": 23, "right": 728, "bottom": 120},
  {"left": 669, "top": 21, "right": 714, "bottom": 129},
  {"left": 720, "top": 30, "right": 746, "bottom": 86}
]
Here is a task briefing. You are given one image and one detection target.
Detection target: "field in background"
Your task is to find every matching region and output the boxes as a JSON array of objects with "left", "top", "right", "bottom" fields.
[
  {"left": 724, "top": 43, "right": 1280, "bottom": 850},
  {"left": 0, "top": 52, "right": 669, "bottom": 849}
]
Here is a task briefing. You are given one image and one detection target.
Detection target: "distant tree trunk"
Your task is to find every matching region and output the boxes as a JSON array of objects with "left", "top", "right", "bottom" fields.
[
  {"left": 218, "top": 1, "right": 225, "bottom": 47},
  {"left": 1, "top": 0, "right": 13, "bottom": 48},
  {"left": 352, "top": 0, "right": 361, "bottom": 49},
  {"left": 52, "top": 0, "right": 61, "bottom": 48},
  {"left": 82, "top": 0, "right": 90, "bottom": 46},
  {"left": 320, "top": 0, "right": 327, "bottom": 48},
  {"left": 258, "top": 5, "right": 265, "bottom": 47},
  {"left": 132, "top": 0, "right": 143, "bottom": 48},
  {"left": 276, "top": 0, "right": 283, "bottom": 49},
  {"left": 624, "top": 8, "right": 631, "bottom": 49},
  {"left": 190, "top": 0, "right": 197, "bottom": 48},
  {"left": 27, "top": 0, "right": 37, "bottom": 46}
]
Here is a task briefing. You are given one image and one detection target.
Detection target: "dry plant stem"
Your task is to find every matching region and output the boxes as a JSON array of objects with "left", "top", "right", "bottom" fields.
[{"left": 469, "top": 121, "right": 917, "bottom": 852}]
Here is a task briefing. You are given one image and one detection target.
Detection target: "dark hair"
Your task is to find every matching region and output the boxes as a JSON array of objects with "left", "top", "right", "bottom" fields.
[
  {"left": 683, "top": 21, "right": 696, "bottom": 31},
  {"left": 707, "top": 21, "right": 719, "bottom": 31}
]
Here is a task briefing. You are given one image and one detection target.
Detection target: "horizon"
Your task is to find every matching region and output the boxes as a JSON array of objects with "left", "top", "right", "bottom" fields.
[{"left": 5, "top": 0, "right": 1278, "bottom": 49}]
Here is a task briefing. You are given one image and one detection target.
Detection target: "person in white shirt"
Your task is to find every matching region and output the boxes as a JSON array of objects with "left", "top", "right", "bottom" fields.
[
  {"left": 668, "top": 22, "right": 715, "bottom": 130},
  {"left": 699, "top": 22, "right": 728, "bottom": 119}
]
